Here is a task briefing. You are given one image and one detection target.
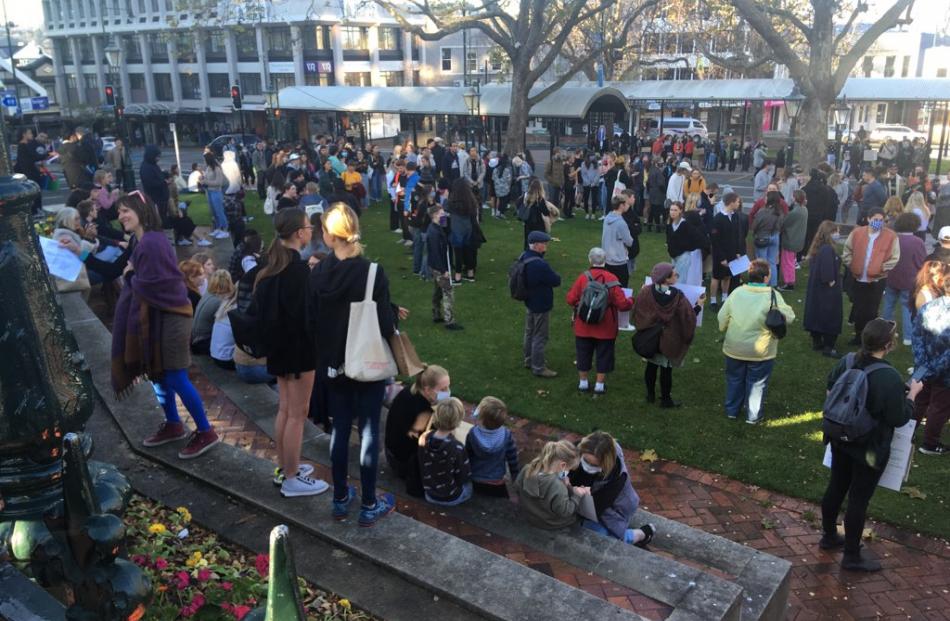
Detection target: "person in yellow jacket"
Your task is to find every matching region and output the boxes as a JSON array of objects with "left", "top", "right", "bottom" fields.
[{"left": 718, "top": 258, "right": 796, "bottom": 424}]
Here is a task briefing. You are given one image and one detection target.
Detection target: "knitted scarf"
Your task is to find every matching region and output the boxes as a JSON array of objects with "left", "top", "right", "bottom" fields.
[{"left": 111, "top": 231, "right": 193, "bottom": 397}]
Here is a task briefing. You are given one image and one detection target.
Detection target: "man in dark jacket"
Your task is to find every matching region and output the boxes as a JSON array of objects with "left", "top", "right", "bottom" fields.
[
  {"left": 59, "top": 128, "right": 96, "bottom": 188},
  {"left": 520, "top": 231, "right": 561, "bottom": 378},
  {"left": 802, "top": 170, "right": 839, "bottom": 254},
  {"left": 441, "top": 143, "right": 462, "bottom": 182},
  {"left": 426, "top": 203, "right": 462, "bottom": 330},
  {"left": 139, "top": 145, "right": 170, "bottom": 222},
  {"left": 857, "top": 169, "right": 886, "bottom": 225}
]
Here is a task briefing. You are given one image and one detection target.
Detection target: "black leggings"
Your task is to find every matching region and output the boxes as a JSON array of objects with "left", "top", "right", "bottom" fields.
[
  {"left": 821, "top": 443, "right": 883, "bottom": 554},
  {"left": 563, "top": 183, "right": 576, "bottom": 217},
  {"left": 648, "top": 202, "right": 667, "bottom": 228},
  {"left": 645, "top": 363, "right": 673, "bottom": 399},
  {"left": 582, "top": 186, "right": 596, "bottom": 214},
  {"left": 453, "top": 245, "right": 477, "bottom": 274}
]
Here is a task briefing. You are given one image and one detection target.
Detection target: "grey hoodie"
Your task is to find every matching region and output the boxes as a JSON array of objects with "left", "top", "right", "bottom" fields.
[
  {"left": 513, "top": 469, "right": 580, "bottom": 530},
  {"left": 601, "top": 212, "right": 633, "bottom": 266}
]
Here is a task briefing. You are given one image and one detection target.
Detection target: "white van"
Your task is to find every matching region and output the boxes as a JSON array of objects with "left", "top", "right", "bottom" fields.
[{"left": 645, "top": 118, "right": 708, "bottom": 140}]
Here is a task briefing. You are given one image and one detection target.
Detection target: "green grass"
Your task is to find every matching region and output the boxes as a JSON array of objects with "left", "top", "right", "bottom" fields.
[{"left": 188, "top": 191, "right": 950, "bottom": 539}]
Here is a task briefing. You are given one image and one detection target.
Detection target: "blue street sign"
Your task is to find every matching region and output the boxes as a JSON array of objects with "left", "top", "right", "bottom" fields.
[
  {"left": 30, "top": 97, "right": 49, "bottom": 110},
  {"left": 2, "top": 95, "right": 16, "bottom": 107}
]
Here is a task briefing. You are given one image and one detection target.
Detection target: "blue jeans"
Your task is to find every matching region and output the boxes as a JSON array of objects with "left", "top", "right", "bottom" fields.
[
  {"left": 753, "top": 234, "right": 780, "bottom": 286},
  {"left": 581, "top": 518, "right": 638, "bottom": 543},
  {"left": 328, "top": 381, "right": 386, "bottom": 507},
  {"left": 599, "top": 183, "right": 608, "bottom": 215},
  {"left": 235, "top": 363, "right": 274, "bottom": 384},
  {"left": 881, "top": 286, "right": 912, "bottom": 342},
  {"left": 724, "top": 356, "right": 775, "bottom": 421},
  {"left": 369, "top": 171, "right": 383, "bottom": 203},
  {"left": 152, "top": 368, "right": 210, "bottom": 431},
  {"left": 425, "top": 482, "right": 473, "bottom": 506},
  {"left": 412, "top": 228, "right": 428, "bottom": 276},
  {"left": 206, "top": 189, "right": 226, "bottom": 230}
]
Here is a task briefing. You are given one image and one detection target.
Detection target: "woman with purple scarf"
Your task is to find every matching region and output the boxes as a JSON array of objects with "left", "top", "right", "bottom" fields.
[{"left": 110, "top": 193, "right": 219, "bottom": 459}]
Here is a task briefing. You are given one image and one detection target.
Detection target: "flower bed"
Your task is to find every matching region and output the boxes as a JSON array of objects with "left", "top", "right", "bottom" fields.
[{"left": 126, "top": 496, "right": 375, "bottom": 621}]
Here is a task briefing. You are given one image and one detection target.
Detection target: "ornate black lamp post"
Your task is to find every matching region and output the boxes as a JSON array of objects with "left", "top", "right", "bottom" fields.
[{"left": 833, "top": 98, "right": 852, "bottom": 172}]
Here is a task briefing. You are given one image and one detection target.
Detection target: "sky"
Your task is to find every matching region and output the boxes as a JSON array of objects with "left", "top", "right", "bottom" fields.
[{"left": 4, "top": 0, "right": 949, "bottom": 32}]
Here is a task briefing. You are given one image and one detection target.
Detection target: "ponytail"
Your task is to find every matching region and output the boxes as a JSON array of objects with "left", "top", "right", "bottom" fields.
[
  {"left": 523, "top": 440, "right": 578, "bottom": 479},
  {"left": 254, "top": 208, "right": 306, "bottom": 290}
]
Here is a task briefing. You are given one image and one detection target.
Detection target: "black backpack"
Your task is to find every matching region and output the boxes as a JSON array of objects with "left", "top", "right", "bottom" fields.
[
  {"left": 576, "top": 271, "right": 618, "bottom": 324},
  {"left": 508, "top": 255, "right": 541, "bottom": 301},
  {"left": 822, "top": 353, "right": 890, "bottom": 443}
]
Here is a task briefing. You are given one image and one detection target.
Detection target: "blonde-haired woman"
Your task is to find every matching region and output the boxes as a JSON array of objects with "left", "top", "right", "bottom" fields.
[
  {"left": 514, "top": 440, "right": 590, "bottom": 530},
  {"left": 519, "top": 178, "right": 552, "bottom": 250},
  {"left": 385, "top": 365, "right": 451, "bottom": 492},
  {"left": 311, "top": 202, "right": 398, "bottom": 526},
  {"left": 883, "top": 195, "right": 903, "bottom": 229},
  {"left": 191, "top": 269, "right": 234, "bottom": 356},
  {"left": 904, "top": 190, "right": 931, "bottom": 241},
  {"left": 568, "top": 431, "right": 655, "bottom": 547}
]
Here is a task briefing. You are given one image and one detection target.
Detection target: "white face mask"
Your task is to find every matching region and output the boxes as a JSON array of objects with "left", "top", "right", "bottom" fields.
[
  {"left": 472, "top": 406, "right": 480, "bottom": 419},
  {"left": 557, "top": 470, "right": 569, "bottom": 480},
  {"left": 580, "top": 457, "right": 602, "bottom": 475},
  {"left": 436, "top": 389, "right": 451, "bottom": 402}
]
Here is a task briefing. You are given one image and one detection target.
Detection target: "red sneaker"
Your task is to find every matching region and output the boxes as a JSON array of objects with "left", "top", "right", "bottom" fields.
[
  {"left": 177, "top": 429, "right": 220, "bottom": 459},
  {"left": 142, "top": 421, "right": 187, "bottom": 447}
]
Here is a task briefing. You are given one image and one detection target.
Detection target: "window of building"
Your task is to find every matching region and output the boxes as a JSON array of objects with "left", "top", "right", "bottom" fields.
[
  {"left": 344, "top": 71, "right": 371, "bottom": 86},
  {"left": 341, "top": 26, "right": 367, "bottom": 50},
  {"left": 239, "top": 73, "right": 262, "bottom": 95},
  {"left": 148, "top": 33, "right": 168, "bottom": 61},
  {"left": 205, "top": 31, "right": 226, "bottom": 60},
  {"left": 78, "top": 37, "right": 94, "bottom": 63},
  {"left": 175, "top": 32, "right": 196, "bottom": 62},
  {"left": 236, "top": 29, "right": 257, "bottom": 60},
  {"left": 379, "top": 27, "right": 400, "bottom": 51},
  {"left": 642, "top": 32, "right": 660, "bottom": 54},
  {"left": 82, "top": 74, "right": 97, "bottom": 88},
  {"left": 271, "top": 73, "right": 295, "bottom": 90},
  {"left": 466, "top": 50, "right": 477, "bottom": 73},
  {"left": 883, "top": 55, "right": 895, "bottom": 78},
  {"left": 129, "top": 73, "right": 145, "bottom": 91},
  {"left": 490, "top": 54, "right": 501, "bottom": 71},
  {"left": 665, "top": 33, "right": 678, "bottom": 54},
  {"left": 862, "top": 55, "right": 873, "bottom": 77},
  {"left": 901, "top": 55, "right": 911, "bottom": 78},
  {"left": 268, "top": 27, "right": 292, "bottom": 55},
  {"left": 301, "top": 25, "right": 318, "bottom": 50},
  {"left": 67, "top": 74, "right": 77, "bottom": 91},
  {"left": 679, "top": 33, "right": 696, "bottom": 54},
  {"left": 125, "top": 36, "right": 142, "bottom": 62},
  {"left": 208, "top": 73, "right": 230, "bottom": 97},
  {"left": 154, "top": 73, "right": 173, "bottom": 101},
  {"left": 379, "top": 70, "right": 404, "bottom": 86},
  {"left": 180, "top": 73, "right": 200, "bottom": 99},
  {"left": 441, "top": 47, "right": 452, "bottom": 72},
  {"left": 875, "top": 103, "right": 887, "bottom": 123}
]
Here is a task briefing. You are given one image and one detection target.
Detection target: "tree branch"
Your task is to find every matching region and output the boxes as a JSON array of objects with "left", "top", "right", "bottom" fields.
[
  {"left": 728, "top": 0, "right": 810, "bottom": 80},
  {"left": 832, "top": 2, "right": 867, "bottom": 49},
  {"left": 762, "top": 5, "right": 812, "bottom": 41},
  {"left": 526, "top": 0, "right": 610, "bottom": 83},
  {"left": 701, "top": 46, "right": 776, "bottom": 75},
  {"left": 527, "top": 53, "right": 601, "bottom": 105},
  {"left": 833, "top": 0, "right": 914, "bottom": 86},
  {"left": 374, "top": 0, "right": 513, "bottom": 53}
]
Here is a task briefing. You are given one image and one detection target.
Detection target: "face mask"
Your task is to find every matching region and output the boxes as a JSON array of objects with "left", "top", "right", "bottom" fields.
[
  {"left": 436, "top": 389, "right": 451, "bottom": 402},
  {"left": 438, "top": 215, "right": 447, "bottom": 227},
  {"left": 656, "top": 284, "right": 671, "bottom": 295},
  {"left": 580, "top": 457, "right": 601, "bottom": 475},
  {"left": 340, "top": 151, "right": 348, "bottom": 158},
  {"left": 869, "top": 220, "right": 883, "bottom": 232},
  {"left": 557, "top": 470, "right": 569, "bottom": 480},
  {"left": 472, "top": 407, "right": 479, "bottom": 419}
]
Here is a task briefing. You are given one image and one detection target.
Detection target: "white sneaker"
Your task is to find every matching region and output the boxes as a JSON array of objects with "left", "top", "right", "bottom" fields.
[
  {"left": 902, "top": 339, "right": 911, "bottom": 346},
  {"left": 176, "top": 239, "right": 192, "bottom": 246},
  {"left": 280, "top": 474, "right": 329, "bottom": 498},
  {"left": 482, "top": 203, "right": 491, "bottom": 209},
  {"left": 214, "top": 230, "right": 230, "bottom": 239},
  {"left": 393, "top": 228, "right": 403, "bottom": 234},
  {"left": 597, "top": 215, "right": 606, "bottom": 221},
  {"left": 197, "top": 239, "right": 213, "bottom": 247}
]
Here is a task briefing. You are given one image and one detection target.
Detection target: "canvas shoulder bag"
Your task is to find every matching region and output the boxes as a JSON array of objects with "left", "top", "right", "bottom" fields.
[{"left": 344, "top": 262, "right": 398, "bottom": 382}]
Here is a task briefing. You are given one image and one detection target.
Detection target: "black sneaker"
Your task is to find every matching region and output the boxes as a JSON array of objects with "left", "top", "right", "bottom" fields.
[
  {"left": 659, "top": 398, "right": 682, "bottom": 409},
  {"left": 432, "top": 317, "right": 445, "bottom": 324},
  {"left": 445, "top": 323, "right": 465, "bottom": 331},
  {"left": 778, "top": 284, "right": 794, "bottom": 291},
  {"left": 918, "top": 444, "right": 948, "bottom": 456},
  {"left": 818, "top": 532, "right": 845, "bottom": 550},
  {"left": 634, "top": 524, "right": 656, "bottom": 549},
  {"left": 822, "top": 349, "right": 843, "bottom": 359},
  {"left": 841, "top": 551, "right": 881, "bottom": 572}
]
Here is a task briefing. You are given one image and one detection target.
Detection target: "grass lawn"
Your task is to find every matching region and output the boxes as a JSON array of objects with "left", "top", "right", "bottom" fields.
[{"left": 185, "top": 191, "right": 950, "bottom": 539}]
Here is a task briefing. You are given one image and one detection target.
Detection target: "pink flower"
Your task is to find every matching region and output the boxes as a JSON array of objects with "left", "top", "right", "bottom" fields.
[
  {"left": 254, "top": 554, "right": 269, "bottom": 578},
  {"left": 233, "top": 605, "right": 252, "bottom": 620},
  {"left": 131, "top": 554, "right": 147, "bottom": 566},
  {"left": 197, "top": 568, "right": 212, "bottom": 582},
  {"left": 220, "top": 581, "right": 233, "bottom": 591},
  {"left": 191, "top": 593, "right": 205, "bottom": 609},
  {"left": 174, "top": 571, "right": 190, "bottom": 590},
  {"left": 154, "top": 557, "right": 168, "bottom": 570}
]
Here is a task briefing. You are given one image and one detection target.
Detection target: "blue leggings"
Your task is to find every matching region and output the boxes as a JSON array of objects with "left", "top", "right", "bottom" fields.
[{"left": 152, "top": 368, "right": 210, "bottom": 432}]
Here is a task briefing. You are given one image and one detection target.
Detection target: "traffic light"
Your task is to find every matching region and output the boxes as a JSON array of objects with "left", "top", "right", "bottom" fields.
[
  {"left": 116, "top": 104, "right": 124, "bottom": 118},
  {"left": 105, "top": 85, "right": 115, "bottom": 107},
  {"left": 231, "top": 85, "right": 242, "bottom": 109},
  {"left": 274, "top": 108, "right": 281, "bottom": 119}
]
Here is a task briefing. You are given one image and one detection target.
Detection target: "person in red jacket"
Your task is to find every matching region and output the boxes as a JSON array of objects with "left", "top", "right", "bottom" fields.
[{"left": 566, "top": 247, "right": 634, "bottom": 395}]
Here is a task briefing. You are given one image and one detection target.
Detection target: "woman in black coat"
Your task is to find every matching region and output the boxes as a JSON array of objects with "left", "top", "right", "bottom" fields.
[
  {"left": 521, "top": 179, "right": 551, "bottom": 251},
  {"left": 604, "top": 157, "right": 631, "bottom": 202},
  {"left": 645, "top": 160, "right": 668, "bottom": 232},
  {"left": 803, "top": 220, "right": 843, "bottom": 357}
]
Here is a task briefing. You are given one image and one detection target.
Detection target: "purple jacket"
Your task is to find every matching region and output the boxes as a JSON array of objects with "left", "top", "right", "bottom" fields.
[{"left": 886, "top": 233, "right": 926, "bottom": 291}]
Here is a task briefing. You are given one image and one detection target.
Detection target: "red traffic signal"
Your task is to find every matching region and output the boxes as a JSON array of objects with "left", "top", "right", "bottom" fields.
[
  {"left": 274, "top": 108, "right": 281, "bottom": 118},
  {"left": 105, "top": 85, "right": 116, "bottom": 107},
  {"left": 231, "top": 85, "right": 242, "bottom": 109}
]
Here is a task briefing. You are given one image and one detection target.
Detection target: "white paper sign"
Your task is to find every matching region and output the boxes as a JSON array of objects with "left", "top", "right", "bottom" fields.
[
  {"left": 645, "top": 278, "right": 706, "bottom": 326},
  {"left": 617, "top": 287, "right": 634, "bottom": 331},
  {"left": 728, "top": 255, "right": 751, "bottom": 276},
  {"left": 39, "top": 236, "right": 83, "bottom": 282},
  {"left": 822, "top": 420, "right": 916, "bottom": 492}
]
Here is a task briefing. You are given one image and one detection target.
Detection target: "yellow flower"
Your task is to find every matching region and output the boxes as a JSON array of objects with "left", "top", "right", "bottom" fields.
[
  {"left": 338, "top": 599, "right": 351, "bottom": 610},
  {"left": 148, "top": 523, "right": 167, "bottom": 534},
  {"left": 185, "top": 550, "right": 203, "bottom": 567},
  {"left": 176, "top": 507, "right": 192, "bottom": 523}
]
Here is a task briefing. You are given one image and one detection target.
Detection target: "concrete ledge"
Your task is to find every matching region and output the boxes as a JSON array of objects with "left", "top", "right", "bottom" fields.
[
  {"left": 0, "top": 563, "right": 67, "bottom": 621},
  {"left": 61, "top": 293, "right": 645, "bottom": 621}
]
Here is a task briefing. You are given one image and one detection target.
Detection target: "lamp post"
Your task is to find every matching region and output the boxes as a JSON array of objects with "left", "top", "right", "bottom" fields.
[
  {"left": 832, "top": 98, "right": 852, "bottom": 172},
  {"left": 783, "top": 90, "right": 803, "bottom": 168},
  {"left": 462, "top": 81, "right": 481, "bottom": 151},
  {"left": 264, "top": 87, "right": 278, "bottom": 140}
]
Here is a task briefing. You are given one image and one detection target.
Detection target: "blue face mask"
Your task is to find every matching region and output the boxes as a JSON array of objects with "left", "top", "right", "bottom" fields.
[
  {"left": 557, "top": 470, "right": 569, "bottom": 480},
  {"left": 436, "top": 389, "right": 451, "bottom": 402},
  {"left": 869, "top": 219, "right": 883, "bottom": 232},
  {"left": 472, "top": 407, "right": 479, "bottom": 419}
]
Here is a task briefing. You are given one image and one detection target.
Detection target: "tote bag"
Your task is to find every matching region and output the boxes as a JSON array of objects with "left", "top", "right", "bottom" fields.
[
  {"left": 344, "top": 262, "right": 398, "bottom": 382},
  {"left": 389, "top": 330, "right": 426, "bottom": 378}
]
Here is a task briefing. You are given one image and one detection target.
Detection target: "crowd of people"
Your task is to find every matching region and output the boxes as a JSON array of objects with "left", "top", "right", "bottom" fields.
[{"left": 30, "top": 118, "right": 949, "bottom": 571}]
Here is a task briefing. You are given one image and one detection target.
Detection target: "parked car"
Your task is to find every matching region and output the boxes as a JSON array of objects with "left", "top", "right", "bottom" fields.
[
  {"left": 644, "top": 117, "right": 709, "bottom": 140},
  {"left": 868, "top": 124, "right": 925, "bottom": 144},
  {"left": 207, "top": 133, "right": 261, "bottom": 155}
]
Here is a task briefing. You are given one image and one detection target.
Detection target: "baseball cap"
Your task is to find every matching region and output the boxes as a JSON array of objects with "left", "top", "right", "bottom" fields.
[
  {"left": 939, "top": 226, "right": 950, "bottom": 241},
  {"left": 677, "top": 161, "right": 692, "bottom": 171}
]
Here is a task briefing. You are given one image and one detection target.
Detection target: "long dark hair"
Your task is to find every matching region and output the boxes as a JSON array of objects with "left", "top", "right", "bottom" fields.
[
  {"left": 807, "top": 220, "right": 837, "bottom": 259},
  {"left": 254, "top": 208, "right": 306, "bottom": 290},
  {"left": 447, "top": 178, "right": 478, "bottom": 217},
  {"left": 204, "top": 151, "right": 220, "bottom": 170},
  {"left": 117, "top": 192, "right": 163, "bottom": 232},
  {"left": 856, "top": 318, "right": 897, "bottom": 366}
]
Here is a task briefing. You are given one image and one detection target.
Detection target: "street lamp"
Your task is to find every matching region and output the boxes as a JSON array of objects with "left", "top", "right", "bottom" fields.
[
  {"left": 832, "top": 98, "right": 852, "bottom": 171},
  {"left": 264, "top": 88, "right": 279, "bottom": 140},
  {"left": 462, "top": 82, "right": 481, "bottom": 149},
  {"left": 783, "top": 88, "right": 804, "bottom": 167}
]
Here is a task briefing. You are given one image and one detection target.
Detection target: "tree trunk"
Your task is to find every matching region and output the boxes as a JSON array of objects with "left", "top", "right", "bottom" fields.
[
  {"left": 503, "top": 65, "right": 531, "bottom": 155},
  {"left": 795, "top": 96, "right": 830, "bottom": 172}
]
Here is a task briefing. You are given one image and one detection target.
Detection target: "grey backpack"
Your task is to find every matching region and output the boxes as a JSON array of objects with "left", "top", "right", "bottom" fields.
[
  {"left": 576, "top": 271, "right": 618, "bottom": 324},
  {"left": 821, "top": 353, "right": 890, "bottom": 443}
]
